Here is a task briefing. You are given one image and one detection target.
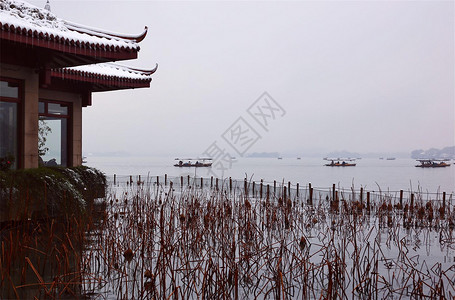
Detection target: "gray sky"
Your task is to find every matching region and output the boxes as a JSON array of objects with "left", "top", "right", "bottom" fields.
[{"left": 31, "top": 0, "right": 454, "bottom": 157}]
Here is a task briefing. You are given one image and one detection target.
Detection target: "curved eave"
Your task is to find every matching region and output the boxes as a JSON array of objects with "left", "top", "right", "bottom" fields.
[
  {"left": 50, "top": 69, "right": 152, "bottom": 91},
  {"left": 65, "top": 21, "right": 148, "bottom": 43},
  {"left": 0, "top": 23, "right": 139, "bottom": 60},
  {"left": 124, "top": 63, "right": 158, "bottom": 75}
]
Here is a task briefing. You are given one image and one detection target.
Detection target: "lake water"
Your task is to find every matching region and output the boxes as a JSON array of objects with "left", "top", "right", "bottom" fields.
[{"left": 85, "top": 156, "right": 454, "bottom": 195}]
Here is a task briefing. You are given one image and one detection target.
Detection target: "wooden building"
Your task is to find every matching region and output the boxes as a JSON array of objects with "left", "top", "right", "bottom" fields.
[{"left": 0, "top": 0, "right": 156, "bottom": 169}]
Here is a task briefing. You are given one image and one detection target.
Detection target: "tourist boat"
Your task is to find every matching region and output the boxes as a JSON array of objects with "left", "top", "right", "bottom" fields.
[
  {"left": 324, "top": 158, "right": 356, "bottom": 167},
  {"left": 386, "top": 157, "right": 396, "bottom": 160},
  {"left": 174, "top": 158, "right": 212, "bottom": 167},
  {"left": 415, "top": 159, "right": 450, "bottom": 168}
]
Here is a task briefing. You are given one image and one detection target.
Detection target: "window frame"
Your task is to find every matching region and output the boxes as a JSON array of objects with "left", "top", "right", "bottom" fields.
[
  {"left": 38, "top": 99, "right": 72, "bottom": 167},
  {"left": 39, "top": 100, "right": 71, "bottom": 119},
  {"left": 0, "top": 77, "right": 23, "bottom": 169}
]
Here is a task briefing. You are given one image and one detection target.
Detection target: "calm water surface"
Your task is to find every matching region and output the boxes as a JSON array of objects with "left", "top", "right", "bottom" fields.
[{"left": 85, "top": 156, "right": 454, "bottom": 194}]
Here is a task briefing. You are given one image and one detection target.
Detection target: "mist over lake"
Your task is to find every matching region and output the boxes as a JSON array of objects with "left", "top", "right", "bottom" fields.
[{"left": 85, "top": 156, "right": 454, "bottom": 194}]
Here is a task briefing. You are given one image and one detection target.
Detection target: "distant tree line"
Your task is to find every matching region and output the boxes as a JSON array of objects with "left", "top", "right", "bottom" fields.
[{"left": 411, "top": 146, "right": 455, "bottom": 159}]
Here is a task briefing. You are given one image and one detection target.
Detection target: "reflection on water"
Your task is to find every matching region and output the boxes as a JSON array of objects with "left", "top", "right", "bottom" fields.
[
  {"left": 0, "top": 202, "right": 105, "bottom": 299},
  {"left": 1, "top": 220, "right": 83, "bottom": 299}
]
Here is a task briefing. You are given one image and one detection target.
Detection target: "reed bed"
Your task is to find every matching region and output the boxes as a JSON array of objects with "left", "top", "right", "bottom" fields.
[
  {"left": 1, "top": 176, "right": 455, "bottom": 299},
  {"left": 81, "top": 177, "right": 454, "bottom": 299}
]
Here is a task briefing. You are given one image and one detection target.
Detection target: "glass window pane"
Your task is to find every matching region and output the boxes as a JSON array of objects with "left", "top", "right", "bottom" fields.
[
  {"left": 39, "top": 117, "right": 67, "bottom": 167},
  {"left": 39, "top": 101, "right": 45, "bottom": 114},
  {"left": 48, "top": 103, "right": 68, "bottom": 115},
  {"left": 0, "top": 81, "right": 19, "bottom": 98},
  {"left": 0, "top": 101, "right": 18, "bottom": 169}
]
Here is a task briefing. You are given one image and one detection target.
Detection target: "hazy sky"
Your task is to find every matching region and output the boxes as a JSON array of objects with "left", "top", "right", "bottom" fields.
[{"left": 30, "top": 0, "right": 454, "bottom": 157}]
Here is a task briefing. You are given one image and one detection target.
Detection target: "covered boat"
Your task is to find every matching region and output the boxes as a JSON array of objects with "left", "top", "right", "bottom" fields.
[
  {"left": 174, "top": 158, "right": 212, "bottom": 167},
  {"left": 324, "top": 158, "right": 356, "bottom": 167},
  {"left": 415, "top": 159, "right": 450, "bottom": 168}
]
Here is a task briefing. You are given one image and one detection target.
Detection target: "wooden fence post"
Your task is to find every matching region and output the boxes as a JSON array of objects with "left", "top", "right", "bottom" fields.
[
  {"left": 308, "top": 183, "right": 313, "bottom": 205},
  {"left": 260, "top": 180, "right": 263, "bottom": 199},
  {"left": 410, "top": 193, "right": 414, "bottom": 213},
  {"left": 367, "top": 192, "right": 370, "bottom": 210}
]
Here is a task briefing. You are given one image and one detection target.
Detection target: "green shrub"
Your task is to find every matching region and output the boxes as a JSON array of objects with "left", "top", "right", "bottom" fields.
[{"left": 0, "top": 166, "right": 106, "bottom": 221}]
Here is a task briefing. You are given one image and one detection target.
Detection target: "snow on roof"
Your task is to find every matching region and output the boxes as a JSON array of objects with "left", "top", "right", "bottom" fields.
[
  {"left": 0, "top": 0, "right": 141, "bottom": 51},
  {"left": 58, "top": 62, "right": 158, "bottom": 81}
]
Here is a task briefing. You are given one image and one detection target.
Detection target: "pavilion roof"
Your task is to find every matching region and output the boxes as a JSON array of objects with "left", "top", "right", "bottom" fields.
[
  {"left": 50, "top": 63, "right": 158, "bottom": 92},
  {"left": 0, "top": 0, "right": 147, "bottom": 64}
]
